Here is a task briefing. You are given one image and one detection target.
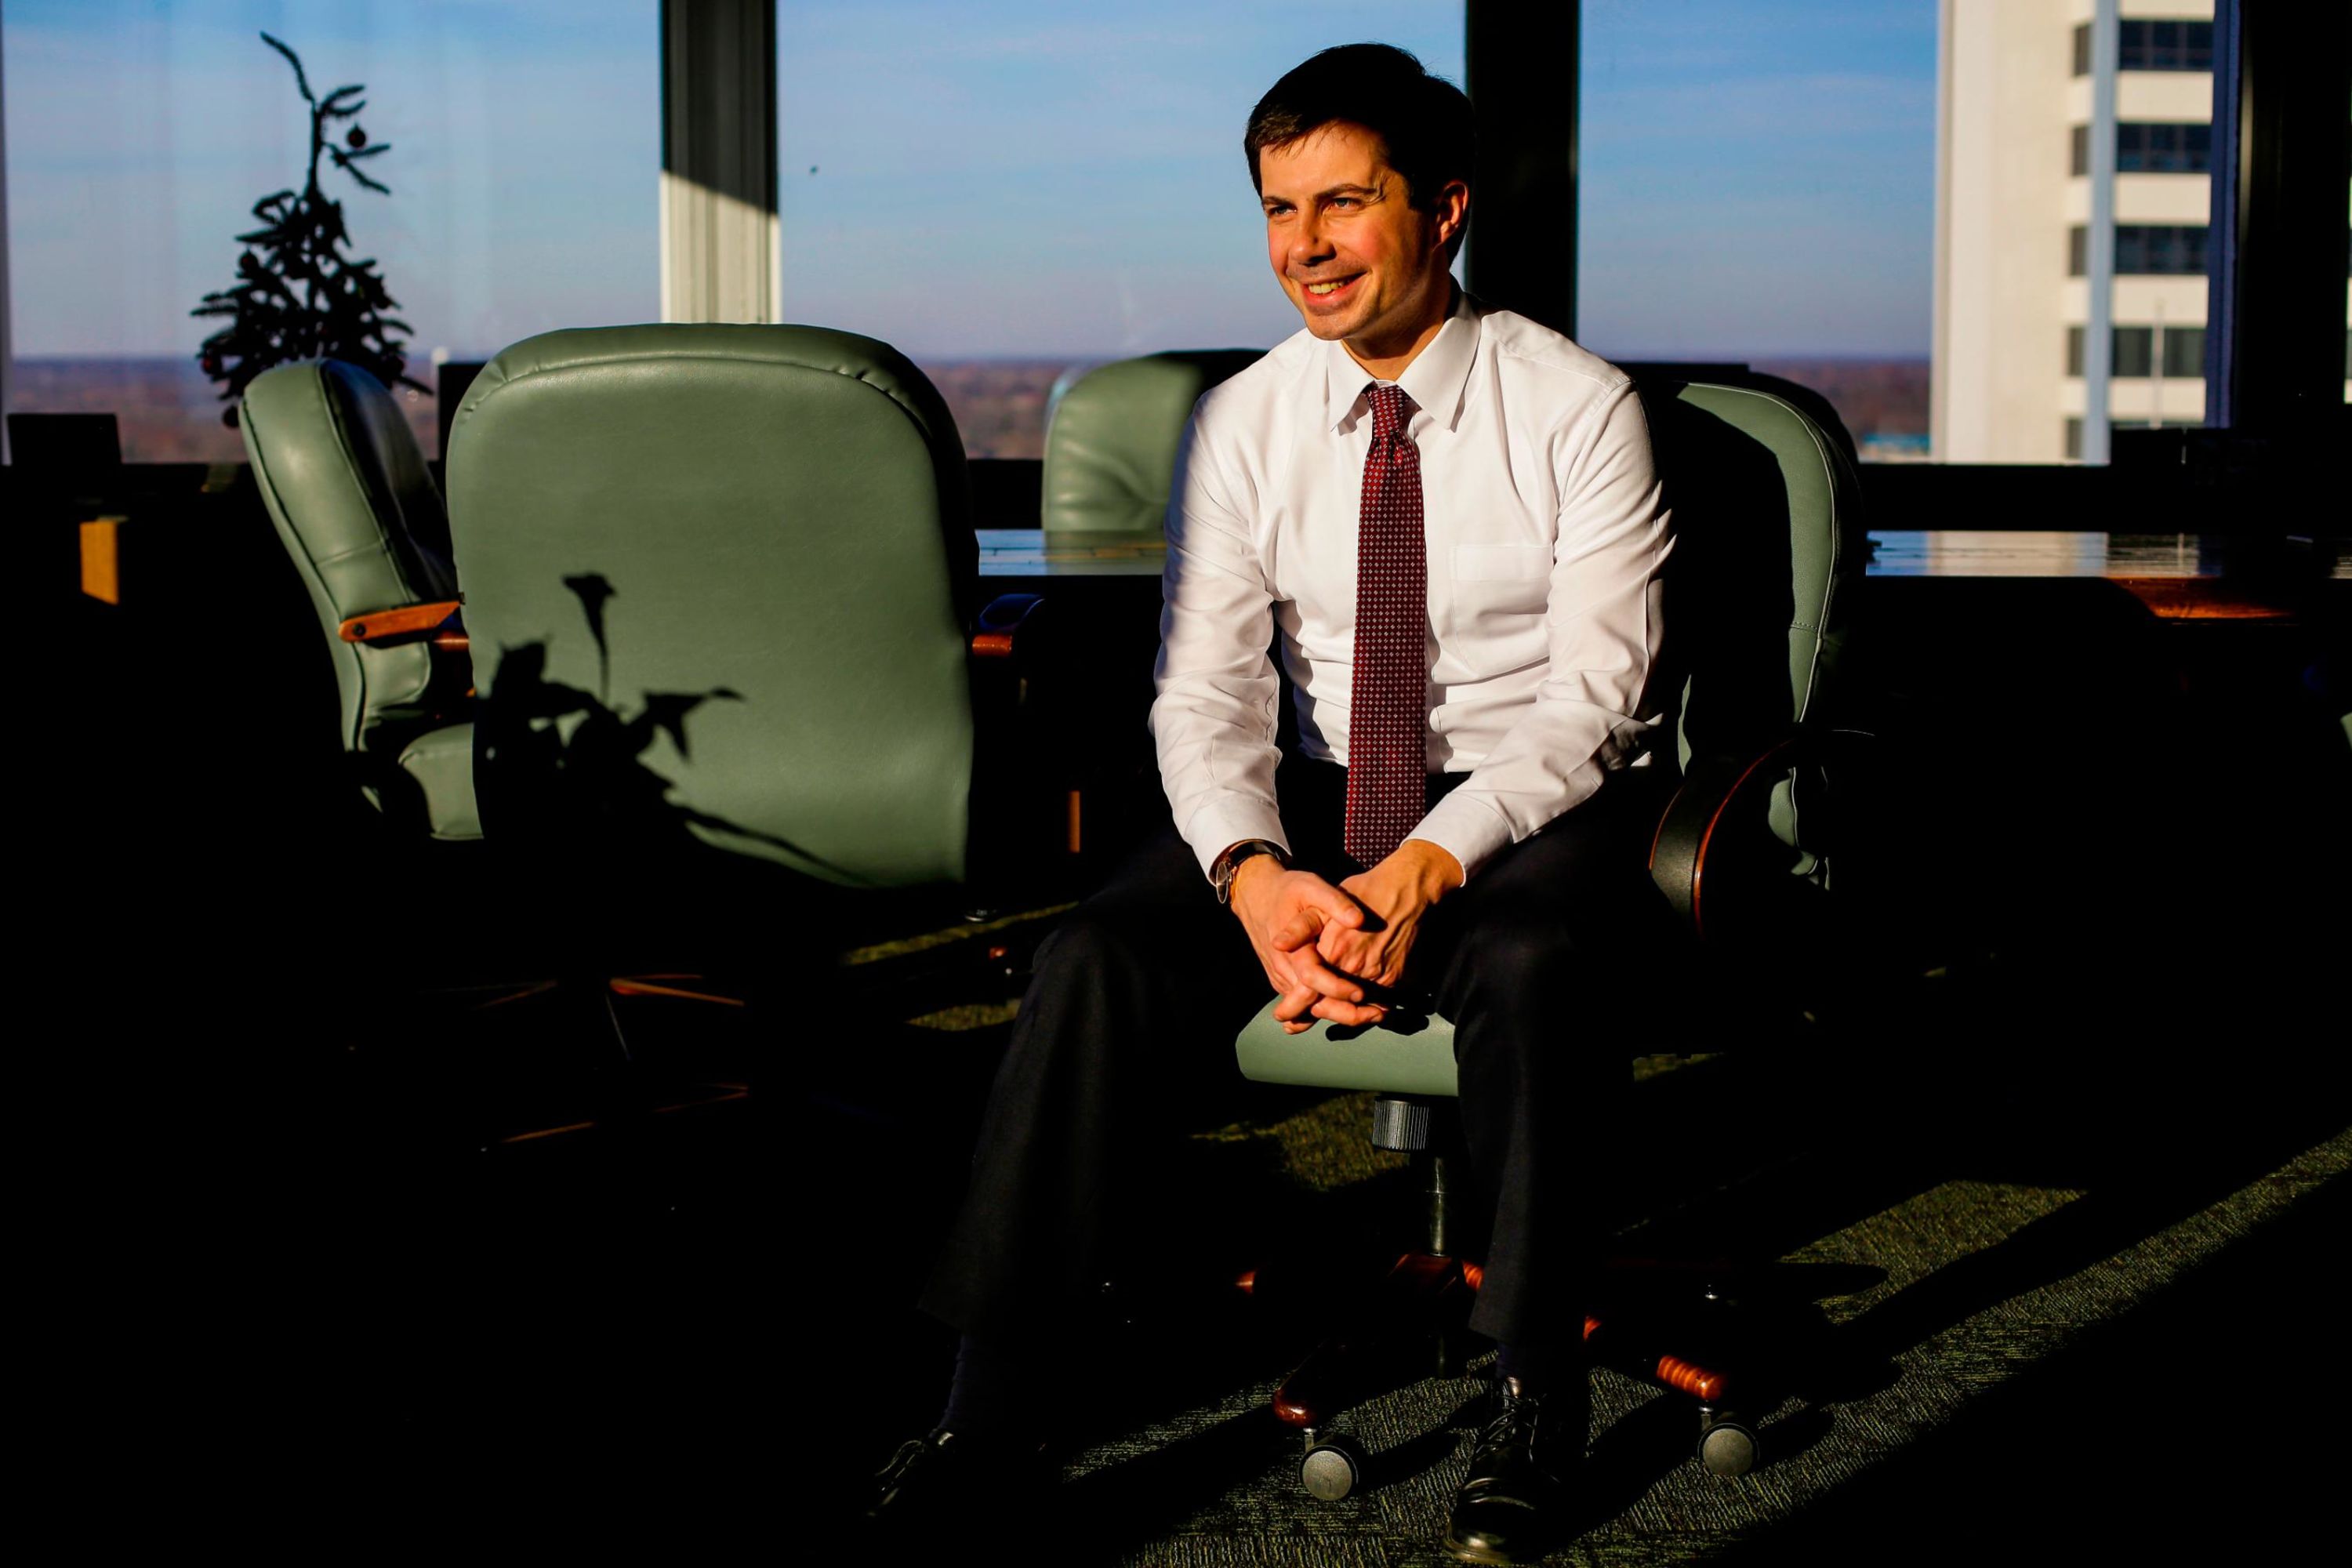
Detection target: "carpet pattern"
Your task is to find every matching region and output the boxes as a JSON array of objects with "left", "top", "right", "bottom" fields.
[{"left": 1014, "top": 1050, "right": 2352, "bottom": 1566}]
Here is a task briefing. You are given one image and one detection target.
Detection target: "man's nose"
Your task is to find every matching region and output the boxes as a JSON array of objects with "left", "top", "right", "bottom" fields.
[{"left": 1289, "top": 214, "right": 1334, "bottom": 267}]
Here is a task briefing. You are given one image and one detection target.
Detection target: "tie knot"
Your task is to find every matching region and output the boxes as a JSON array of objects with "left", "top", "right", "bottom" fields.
[{"left": 1365, "top": 383, "right": 1411, "bottom": 444}]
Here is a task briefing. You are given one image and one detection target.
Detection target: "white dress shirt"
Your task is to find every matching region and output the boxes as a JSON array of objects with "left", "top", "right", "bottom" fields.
[{"left": 1152, "top": 291, "right": 1672, "bottom": 880}]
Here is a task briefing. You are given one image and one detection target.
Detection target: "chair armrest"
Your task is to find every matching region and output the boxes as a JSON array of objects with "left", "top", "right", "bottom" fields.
[
  {"left": 1650, "top": 729, "right": 1875, "bottom": 941},
  {"left": 971, "top": 593, "right": 1044, "bottom": 659},
  {"left": 339, "top": 600, "right": 465, "bottom": 648}
]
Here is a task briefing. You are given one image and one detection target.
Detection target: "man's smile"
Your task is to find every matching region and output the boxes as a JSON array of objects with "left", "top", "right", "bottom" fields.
[{"left": 1298, "top": 273, "right": 1365, "bottom": 302}]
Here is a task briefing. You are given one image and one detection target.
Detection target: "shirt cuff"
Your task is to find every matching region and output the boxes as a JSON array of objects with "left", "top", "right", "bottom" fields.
[
  {"left": 1180, "top": 795, "right": 1292, "bottom": 879},
  {"left": 1406, "top": 791, "right": 1515, "bottom": 882}
]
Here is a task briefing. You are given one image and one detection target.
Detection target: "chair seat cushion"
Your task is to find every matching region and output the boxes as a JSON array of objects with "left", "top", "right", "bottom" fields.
[
  {"left": 397, "top": 722, "right": 481, "bottom": 841},
  {"left": 1233, "top": 1000, "right": 1460, "bottom": 1098}
]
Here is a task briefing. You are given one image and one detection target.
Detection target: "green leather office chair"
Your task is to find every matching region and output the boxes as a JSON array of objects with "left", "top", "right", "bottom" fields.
[
  {"left": 1042, "top": 350, "right": 1265, "bottom": 533},
  {"left": 444, "top": 325, "right": 987, "bottom": 957},
  {"left": 1235, "top": 375, "right": 1870, "bottom": 1497},
  {"left": 1024, "top": 351, "right": 1267, "bottom": 871},
  {"left": 241, "top": 359, "right": 479, "bottom": 840}
]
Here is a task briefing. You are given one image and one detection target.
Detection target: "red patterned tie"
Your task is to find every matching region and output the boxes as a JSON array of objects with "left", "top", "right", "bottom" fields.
[{"left": 1343, "top": 383, "right": 1427, "bottom": 866}]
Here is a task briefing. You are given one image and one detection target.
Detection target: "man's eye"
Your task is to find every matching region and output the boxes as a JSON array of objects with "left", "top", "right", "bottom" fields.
[{"left": 1330, "top": 197, "right": 1359, "bottom": 209}]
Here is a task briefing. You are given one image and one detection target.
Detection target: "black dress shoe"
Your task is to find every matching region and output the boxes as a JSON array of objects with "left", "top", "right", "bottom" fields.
[
  {"left": 1443, "top": 1377, "right": 1577, "bottom": 1566},
  {"left": 864, "top": 1428, "right": 1047, "bottom": 1548}
]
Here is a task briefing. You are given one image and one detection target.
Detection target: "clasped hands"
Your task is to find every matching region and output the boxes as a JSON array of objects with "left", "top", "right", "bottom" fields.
[{"left": 1229, "top": 840, "right": 1465, "bottom": 1035}]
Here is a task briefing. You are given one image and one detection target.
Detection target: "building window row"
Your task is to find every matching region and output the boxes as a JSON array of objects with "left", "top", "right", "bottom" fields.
[
  {"left": 2072, "top": 20, "right": 2216, "bottom": 76},
  {"left": 2068, "top": 224, "right": 2209, "bottom": 277},
  {"left": 2063, "top": 416, "right": 2202, "bottom": 460},
  {"left": 2070, "top": 122, "right": 2213, "bottom": 176},
  {"left": 2066, "top": 325, "right": 2208, "bottom": 379}
]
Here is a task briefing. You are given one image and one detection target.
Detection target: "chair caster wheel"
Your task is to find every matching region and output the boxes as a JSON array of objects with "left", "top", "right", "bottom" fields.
[
  {"left": 1696, "top": 1409, "right": 1757, "bottom": 1477},
  {"left": 1299, "top": 1433, "right": 1366, "bottom": 1501}
]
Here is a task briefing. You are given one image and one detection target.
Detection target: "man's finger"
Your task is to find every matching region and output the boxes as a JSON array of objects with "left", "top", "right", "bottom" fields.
[
  {"left": 1316, "top": 898, "right": 1366, "bottom": 929},
  {"left": 1284, "top": 873, "right": 1363, "bottom": 927},
  {"left": 1310, "top": 996, "right": 1387, "bottom": 1027},
  {"left": 1270, "top": 908, "right": 1326, "bottom": 950},
  {"left": 1272, "top": 983, "right": 1319, "bottom": 1024},
  {"left": 1285, "top": 949, "right": 1367, "bottom": 1004}
]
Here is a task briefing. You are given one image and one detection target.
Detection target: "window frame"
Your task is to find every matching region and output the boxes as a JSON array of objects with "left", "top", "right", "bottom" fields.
[
  {"left": 5, "top": 0, "right": 2339, "bottom": 530},
  {"left": 2118, "top": 19, "right": 2216, "bottom": 74}
]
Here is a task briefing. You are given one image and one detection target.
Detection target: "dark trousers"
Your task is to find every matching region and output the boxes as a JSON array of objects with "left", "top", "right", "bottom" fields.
[{"left": 921, "top": 756, "right": 1676, "bottom": 1348}]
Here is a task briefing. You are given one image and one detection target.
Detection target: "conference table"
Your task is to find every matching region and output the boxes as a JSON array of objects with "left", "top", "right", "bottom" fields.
[{"left": 978, "top": 528, "right": 2338, "bottom": 620}]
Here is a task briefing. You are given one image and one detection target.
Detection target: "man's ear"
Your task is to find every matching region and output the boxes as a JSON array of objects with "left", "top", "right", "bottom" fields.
[{"left": 1432, "top": 178, "right": 1471, "bottom": 253}]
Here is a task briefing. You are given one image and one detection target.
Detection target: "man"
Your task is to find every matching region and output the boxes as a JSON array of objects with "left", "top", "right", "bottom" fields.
[{"left": 873, "top": 42, "right": 1673, "bottom": 1564}]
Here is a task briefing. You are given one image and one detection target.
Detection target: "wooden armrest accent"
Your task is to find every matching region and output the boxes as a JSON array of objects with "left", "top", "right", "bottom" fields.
[
  {"left": 1650, "top": 739, "right": 1802, "bottom": 942},
  {"left": 340, "top": 600, "right": 463, "bottom": 644},
  {"left": 1650, "top": 728, "right": 1874, "bottom": 942},
  {"left": 608, "top": 975, "right": 746, "bottom": 1007}
]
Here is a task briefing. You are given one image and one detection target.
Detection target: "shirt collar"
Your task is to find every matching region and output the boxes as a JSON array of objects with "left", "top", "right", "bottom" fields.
[{"left": 1322, "top": 287, "right": 1483, "bottom": 437}]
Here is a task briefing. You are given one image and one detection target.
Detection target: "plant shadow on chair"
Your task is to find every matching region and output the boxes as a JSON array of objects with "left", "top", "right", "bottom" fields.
[
  {"left": 470, "top": 572, "right": 911, "bottom": 966},
  {"left": 351, "top": 573, "right": 874, "bottom": 1158},
  {"left": 477, "top": 573, "right": 840, "bottom": 877},
  {"left": 466, "top": 572, "right": 1032, "bottom": 1153}
]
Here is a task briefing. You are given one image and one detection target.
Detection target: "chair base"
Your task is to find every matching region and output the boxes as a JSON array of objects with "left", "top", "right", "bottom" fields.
[{"left": 1269, "top": 1251, "right": 1769, "bottom": 1497}]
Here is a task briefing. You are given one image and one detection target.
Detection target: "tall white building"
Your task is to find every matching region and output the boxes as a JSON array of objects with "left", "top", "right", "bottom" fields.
[{"left": 1934, "top": 1, "right": 2218, "bottom": 462}]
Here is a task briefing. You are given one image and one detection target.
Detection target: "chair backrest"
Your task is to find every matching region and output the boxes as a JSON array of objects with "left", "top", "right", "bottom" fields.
[
  {"left": 1040, "top": 350, "right": 1264, "bottom": 532},
  {"left": 1638, "top": 377, "right": 1865, "bottom": 774},
  {"left": 446, "top": 325, "right": 975, "bottom": 889},
  {"left": 241, "top": 359, "right": 456, "bottom": 753}
]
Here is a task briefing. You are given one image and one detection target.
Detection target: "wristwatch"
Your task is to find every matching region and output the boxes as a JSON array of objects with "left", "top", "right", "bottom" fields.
[{"left": 1210, "top": 839, "right": 1290, "bottom": 906}]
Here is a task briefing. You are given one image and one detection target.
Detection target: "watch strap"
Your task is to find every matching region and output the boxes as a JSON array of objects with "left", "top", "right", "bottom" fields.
[{"left": 1212, "top": 838, "right": 1290, "bottom": 905}]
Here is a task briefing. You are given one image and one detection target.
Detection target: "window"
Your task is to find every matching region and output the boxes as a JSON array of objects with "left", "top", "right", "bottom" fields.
[
  {"left": 2116, "top": 122, "right": 2211, "bottom": 174},
  {"left": 5, "top": 1, "right": 659, "bottom": 463},
  {"left": 2073, "top": 20, "right": 2215, "bottom": 77},
  {"left": 2071, "top": 225, "right": 2210, "bottom": 277},
  {"left": 1577, "top": 1, "right": 1937, "bottom": 461},
  {"left": 2112, "top": 328, "right": 2154, "bottom": 379},
  {"left": 2119, "top": 20, "right": 2215, "bottom": 72},
  {"left": 775, "top": 2, "right": 1466, "bottom": 458},
  {"left": 2164, "top": 325, "right": 2207, "bottom": 379},
  {"left": 2067, "top": 325, "right": 2204, "bottom": 379},
  {"left": 2073, "top": 122, "right": 2216, "bottom": 177},
  {"left": 2116, "top": 225, "right": 2209, "bottom": 276}
]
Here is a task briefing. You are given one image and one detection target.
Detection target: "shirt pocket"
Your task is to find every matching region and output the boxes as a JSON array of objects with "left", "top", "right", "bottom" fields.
[{"left": 1450, "top": 543, "right": 1552, "bottom": 614}]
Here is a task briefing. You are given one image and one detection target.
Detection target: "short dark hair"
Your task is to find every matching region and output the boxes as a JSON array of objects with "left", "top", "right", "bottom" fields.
[{"left": 1243, "top": 43, "right": 1475, "bottom": 239}]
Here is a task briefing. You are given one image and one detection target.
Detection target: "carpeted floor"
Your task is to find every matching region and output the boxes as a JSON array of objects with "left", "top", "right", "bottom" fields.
[
  {"left": 782, "top": 979, "right": 2351, "bottom": 1566},
  {"left": 1044, "top": 1106, "right": 2347, "bottom": 1565}
]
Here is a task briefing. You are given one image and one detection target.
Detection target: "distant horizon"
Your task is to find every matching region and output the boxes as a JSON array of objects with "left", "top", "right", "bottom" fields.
[{"left": 13, "top": 347, "right": 1933, "bottom": 466}]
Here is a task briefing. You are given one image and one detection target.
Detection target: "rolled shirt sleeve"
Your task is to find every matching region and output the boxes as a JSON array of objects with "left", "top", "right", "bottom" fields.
[{"left": 1406, "top": 384, "right": 1671, "bottom": 878}]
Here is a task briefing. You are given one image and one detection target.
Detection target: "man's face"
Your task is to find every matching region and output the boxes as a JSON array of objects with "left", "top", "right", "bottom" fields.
[{"left": 1258, "top": 122, "right": 1463, "bottom": 357}]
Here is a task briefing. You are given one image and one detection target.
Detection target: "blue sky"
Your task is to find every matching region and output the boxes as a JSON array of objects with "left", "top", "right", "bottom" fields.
[
  {"left": 1578, "top": 0, "right": 1937, "bottom": 358},
  {"left": 5, "top": 0, "right": 1936, "bottom": 362}
]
